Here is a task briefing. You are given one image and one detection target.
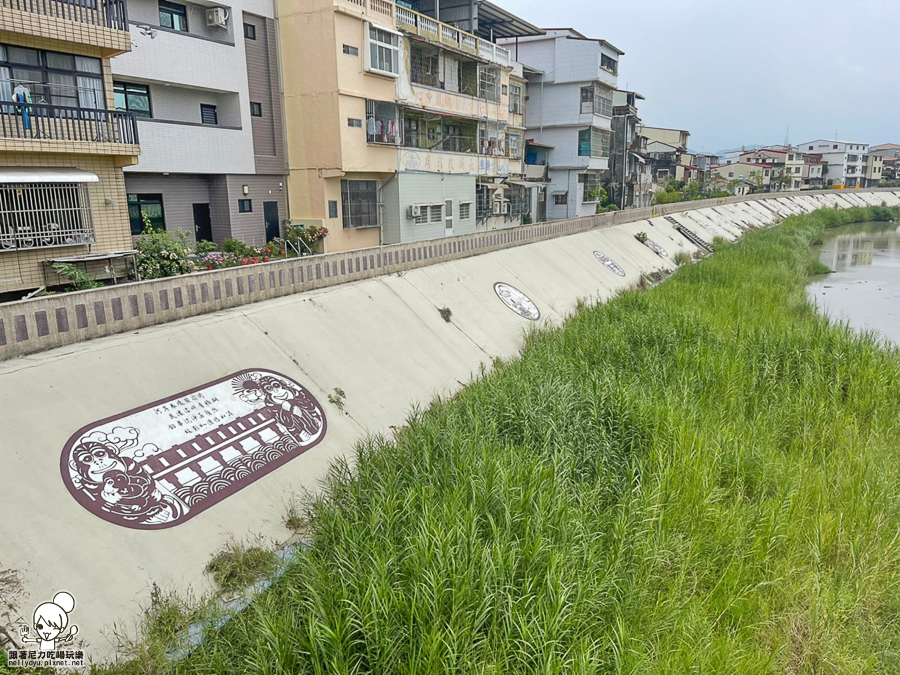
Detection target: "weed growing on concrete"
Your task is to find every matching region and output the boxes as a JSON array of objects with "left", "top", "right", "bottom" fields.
[
  {"left": 673, "top": 250, "right": 693, "bottom": 266},
  {"left": 283, "top": 496, "right": 308, "bottom": 534},
  {"left": 205, "top": 539, "right": 278, "bottom": 595},
  {"left": 438, "top": 307, "right": 452, "bottom": 323},
  {"left": 328, "top": 388, "right": 346, "bottom": 413},
  {"left": 105, "top": 204, "right": 900, "bottom": 673},
  {"left": 634, "top": 231, "right": 648, "bottom": 243}
]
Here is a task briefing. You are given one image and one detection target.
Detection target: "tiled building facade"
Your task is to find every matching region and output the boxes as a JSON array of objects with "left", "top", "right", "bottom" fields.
[{"left": 0, "top": 4, "right": 138, "bottom": 294}]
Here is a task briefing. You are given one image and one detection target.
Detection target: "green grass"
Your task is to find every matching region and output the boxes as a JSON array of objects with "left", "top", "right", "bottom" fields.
[
  {"left": 204, "top": 540, "right": 279, "bottom": 596},
  {"left": 112, "top": 205, "right": 900, "bottom": 673}
]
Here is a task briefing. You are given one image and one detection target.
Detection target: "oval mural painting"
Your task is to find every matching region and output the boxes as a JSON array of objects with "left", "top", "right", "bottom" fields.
[
  {"left": 60, "top": 369, "right": 326, "bottom": 530},
  {"left": 644, "top": 239, "right": 668, "bottom": 257},
  {"left": 593, "top": 251, "right": 626, "bottom": 276},
  {"left": 494, "top": 282, "right": 541, "bottom": 321}
]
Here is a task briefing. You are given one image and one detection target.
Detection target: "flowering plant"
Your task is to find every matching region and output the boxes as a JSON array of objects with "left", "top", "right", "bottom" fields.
[{"left": 136, "top": 230, "right": 195, "bottom": 279}]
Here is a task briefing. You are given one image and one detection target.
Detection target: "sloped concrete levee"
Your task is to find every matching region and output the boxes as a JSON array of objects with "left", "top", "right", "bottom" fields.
[{"left": 0, "top": 190, "right": 897, "bottom": 662}]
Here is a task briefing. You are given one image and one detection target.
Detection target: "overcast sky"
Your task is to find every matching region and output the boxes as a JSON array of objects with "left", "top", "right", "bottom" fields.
[{"left": 503, "top": 0, "right": 898, "bottom": 153}]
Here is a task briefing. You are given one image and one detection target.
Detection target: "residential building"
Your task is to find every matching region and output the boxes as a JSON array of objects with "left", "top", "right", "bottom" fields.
[
  {"left": 797, "top": 139, "right": 869, "bottom": 188},
  {"left": 113, "top": 0, "right": 287, "bottom": 246},
  {"left": 0, "top": 0, "right": 140, "bottom": 294},
  {"left": 801, "top": 154, "right": 827, "bottom": 190},
  {"left": 741, "top": 147, "right": 804, "bottom": 191},
  {"left": 640, "top": 125, "right": 695, "bottom": 186},
  {"left": 280, "top": 0, "right": 541, "bottom": 253},
  {"left": 712, "top": 162, "right": 771, "bottom": 193},
  {"left": 500, "top": 28, "right": 623, "bottom": 221},
  {"left": 609, "top": 90, "right": 651, "bottom": 209},
  {"left": 864, "top": 153, "right": 883, "bottom": 187}
]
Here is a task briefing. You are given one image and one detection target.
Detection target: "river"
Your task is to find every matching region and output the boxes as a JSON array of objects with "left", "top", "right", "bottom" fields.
[{"left": 808, "top": 221, "right": 900, "bottom": 344}]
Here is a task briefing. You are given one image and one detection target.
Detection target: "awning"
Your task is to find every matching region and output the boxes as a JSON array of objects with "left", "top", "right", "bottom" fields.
[
  {"left": 0, "top": 167, "right": 99, "bottom": 184},
  {"left": 506, "top": 179, "right": 549, "bottom": 187},
  {"left": 475, "top": 1, "right": 544, "bottom": 39},
  {"left": 551, "top": 190, "right": 568, "bottom": 195}
]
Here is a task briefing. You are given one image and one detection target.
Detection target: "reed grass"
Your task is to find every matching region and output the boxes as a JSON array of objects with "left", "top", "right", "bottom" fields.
[{"left": 124, "top": 206, "right": 900, "bottom": 673}]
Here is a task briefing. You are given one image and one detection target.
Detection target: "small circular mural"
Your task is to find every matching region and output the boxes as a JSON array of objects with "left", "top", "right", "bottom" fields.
[
  {"left": 644, "top": 239, "right": 669, "bottom": 257},
  {"left": 593, "top": 251, "right": 626, "bottom": 276},
  {"left": 494, "top": 282, "right": 541, "bottom": 321}
]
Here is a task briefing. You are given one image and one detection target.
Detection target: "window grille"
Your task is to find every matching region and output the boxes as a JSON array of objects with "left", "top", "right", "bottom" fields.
[
  {"left": 477, "top": 65, "right": 500, "bottom": 103},
  {"left": 459, "top": 202, "right": 471, "bottom": 220},
  {"left": 580, "top": 83, "right": 612, "bottom": 117},
  {"left": 578, "top": 127, "right": 611, "bottom": 158},
  {"left": 509, "top": 185, "right": 529, "bottom": 216},
  {"left": 341, "top": 180, "right": 381, "bottom": 229},
  {"left": 476, "top": 185, "right": 491, "bottom": 219},
  {"left": 410, "top": 45, "right": 440, "bottom": 88},
  {"left": 429, "top": 204, "right": 442, "bottom": 223},
  {"left": 507, "top": 132, "right": 522, "bottom": 159},
  {"left": 509, "top": 84, "right": 523, "bottom": 114},
  {"left": 0, "top": 182, "right": 94, "bottom": 251}
]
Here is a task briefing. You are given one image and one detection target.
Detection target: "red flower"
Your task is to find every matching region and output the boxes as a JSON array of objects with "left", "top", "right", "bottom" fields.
[
  {"left": 280, "top": 249, "right": 286, "bottom": 255},
  {"left": 263, "top": 257, "right": 270, "bottom": 262},
  {"left": 206, "top": 265, "right": 213, "bottom": 270}
]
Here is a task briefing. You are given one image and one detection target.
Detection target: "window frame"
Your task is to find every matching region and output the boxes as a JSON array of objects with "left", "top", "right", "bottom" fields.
[
  {"left": 250, "top": 101, "right": 262, "bottom": 117},
  {"left": 459, "top": 202, "right": 471, "bottom": 220},
  {"left": 114, "top": 81, "right": 152, "bottom": 118},
  {"left": 365, "top": 24, "right": 401, "bottom": 78},
  {"left": 553, "top": 192, "right": 568, "bottom": 205},
  {"left": 237, "top": 199, "right": 252, "bottom": 213},
  {"left": 0, "top": 44, "right": 104, "bottom": 110},
  {"left": 243, "top": 22, "right": 257, "bottom": 40},
  {"left": 200, "top": 104, "right": 218, "bottom": 125},
  {"left": 341, "top": 179, "right": 381, "bottom": 229},
  {"left": 159, "top": 0, "right": 188, "bottom": 32},
  {"left": 128, "top": 193, "right": 165, "bottom": 235}
]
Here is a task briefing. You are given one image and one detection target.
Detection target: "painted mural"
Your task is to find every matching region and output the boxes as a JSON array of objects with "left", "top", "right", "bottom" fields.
[
  {"left": 60, "top": 370, "right": 326, "bottom": 530},
  {"left": 494, "top": 282, "right": 540, "bottom": 321},
  {"left": 644, "top": 239, "right": 669, "bottom": 257},
  {"left": 593, "top": 251, "right": 626, "bottom": 276}
]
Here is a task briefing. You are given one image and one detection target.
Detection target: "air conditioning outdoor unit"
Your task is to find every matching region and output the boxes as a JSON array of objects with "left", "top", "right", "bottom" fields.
[
  {"left": 501, "top": 202, "right": 509, "bottom": 214},
  {"left": 206, "top": 7, "right": 229, "bottom": 28},
  {"left": 407, "top": 204, "right": 422, "bottom": 219},
  {"left": 492, "top": 201, "right": 502, "bottom": 215}
]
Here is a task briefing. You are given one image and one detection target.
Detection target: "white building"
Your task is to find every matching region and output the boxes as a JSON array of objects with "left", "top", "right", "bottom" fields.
[
  {"left": 500, "top": 28, "right": 622, "bottom": 220},
  {"left": 797, "top": 139, "right": 869, "bottom": 189},
  {"left": 113, "top": 0, "right": 286, "bottom": 245}
]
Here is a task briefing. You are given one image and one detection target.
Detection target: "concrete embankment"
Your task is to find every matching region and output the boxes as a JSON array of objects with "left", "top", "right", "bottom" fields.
[{"left": 1, "top": 190, "right": 898, "bottom": 661}]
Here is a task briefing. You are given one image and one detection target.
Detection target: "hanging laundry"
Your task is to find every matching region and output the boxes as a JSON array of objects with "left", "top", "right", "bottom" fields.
[{"left": 13, "top": 84, "right": 33, "bottom": 132}]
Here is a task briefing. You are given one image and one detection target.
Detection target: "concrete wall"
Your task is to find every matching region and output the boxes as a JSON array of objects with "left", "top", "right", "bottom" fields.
[{"left": 3, "top": 188, "right": 899, "bottom": 359}]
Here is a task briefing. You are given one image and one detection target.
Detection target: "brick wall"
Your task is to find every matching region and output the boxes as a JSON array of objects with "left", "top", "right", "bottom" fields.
[{"left": 0, "top": 188, "right": 895, "bottom": 360}]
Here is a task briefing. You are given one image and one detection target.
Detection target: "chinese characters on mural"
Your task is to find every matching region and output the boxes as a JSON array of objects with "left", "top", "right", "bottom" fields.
[
  {"left": 593, "top": 251, "right": 626, "bottom": 276},
  {"left": 60, "top": 370, "right": 327, "bottom": 530},
  {"left": 493, "top": 282, "right": 541, "bottom": 321}
]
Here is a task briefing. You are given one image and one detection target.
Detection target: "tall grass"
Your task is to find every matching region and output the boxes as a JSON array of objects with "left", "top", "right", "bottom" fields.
[{"left": 134, "top": 206, "right": 900, "bottom": 673}]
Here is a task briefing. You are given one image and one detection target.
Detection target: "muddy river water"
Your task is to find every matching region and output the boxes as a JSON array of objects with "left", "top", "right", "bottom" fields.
[{"left": 808, "top": 221, "right": 900, "bottom": 344}]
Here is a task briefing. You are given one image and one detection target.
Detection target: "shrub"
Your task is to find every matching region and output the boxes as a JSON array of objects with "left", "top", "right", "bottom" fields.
[
  {"left": 284, "top": 224, "right": 329, "bottom": 254},
  {"left": 223, "top": 238, "right": 251, "bottom": 257},
  {"left": 51, "top": 262, "right": 103, "bottom": 290},
  {"left": 673, "top": 250, "right": 693, "bottom": 266},
  {"left": 135, "top": 230, "right": 195, "bottom": 280},
  {"left": 195, "top": 240, "right": 217, "bottom": 256}
]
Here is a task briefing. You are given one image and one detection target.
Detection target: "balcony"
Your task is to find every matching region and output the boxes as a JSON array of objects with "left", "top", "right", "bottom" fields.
[
  {"left": 393, "top": 3, "right": 511, "bottom": 68},
  {"left": 0, "top": 101, "right": 140, "bottom": 156},
  {"left": 0, "top": 0, "right": 131, "bottom": 55}
]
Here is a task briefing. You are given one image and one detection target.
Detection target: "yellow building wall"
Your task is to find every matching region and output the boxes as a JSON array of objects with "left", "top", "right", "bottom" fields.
[{"left": 0, "top": 152, "right": 133, "bottom": 292}]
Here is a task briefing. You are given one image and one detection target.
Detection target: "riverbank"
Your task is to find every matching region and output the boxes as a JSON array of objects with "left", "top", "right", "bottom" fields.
[{"left": 86, "top": 204, "right": 900, "bottom": 673}]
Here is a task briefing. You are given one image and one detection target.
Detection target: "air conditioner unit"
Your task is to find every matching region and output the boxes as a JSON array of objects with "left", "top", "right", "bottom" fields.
[
  {"left": 501, "top": 202, "right": 509, "bottom": 214},
  {"left": 492, "top": 201, "right": 502, "bottom": 215},
  {"left": 407, "top": 204, "right": 422, "bottom": 219},
  {"left": 206, "top": 7, "right": 228, "bottom": 28}
]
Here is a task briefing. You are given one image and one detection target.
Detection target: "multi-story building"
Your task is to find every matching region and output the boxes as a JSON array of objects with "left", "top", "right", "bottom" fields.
[
  {"left": 741, "top": 147, "right": 804, "bottom": 191},
  {"left": 801, "top": 153, "right": 827, "bottom": 189},
  {"left": 640, "top": 125, "right": 696, "bottom": 187},
  {"left": 864, "top": 153, "right": 883, "bottom": 188},
  {"left": 0, "top": 0, "right": 140, "bottom": 294},
  {"left": 797, "top": 139, "right": 869, "bottom": 188},
  {"left": 112, "top": 0, "right": 286, "bottom": 246},
  {"left": 609, "top": 90, "right": 651, "bottom": 209},
  {"left": 501, "top": 28, "right": 623, "bottom": 221},
  {"left": 280, "top": 0, "right": 541, "bottom": 253},
  {"left": 712, "top": 162, "right": 771, "bottom": 193}
]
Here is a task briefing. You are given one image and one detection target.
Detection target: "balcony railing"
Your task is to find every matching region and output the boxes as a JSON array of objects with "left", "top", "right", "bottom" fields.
[
  {"left": 393, "top": 3, "right": 510, "bottom": 68},
  {"left": 0, "top": 101, "right": 139, "bottom": 146},
  {"left": 0, "top": 0, "right": 128, "bottom": 30}
]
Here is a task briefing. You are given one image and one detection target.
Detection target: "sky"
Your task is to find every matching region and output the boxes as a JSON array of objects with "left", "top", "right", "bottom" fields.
[{"left": 502, "top": 0, "right": 899, "bottom": 154}]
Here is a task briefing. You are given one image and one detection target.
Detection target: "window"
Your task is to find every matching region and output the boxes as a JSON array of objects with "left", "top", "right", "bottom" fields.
[
  {"left": 114, "top": 82, "right": 151, "bottom": 117},
  {"left": 342, "top": 44, "right": 359, "bottom": 56},
  {"left": 366, "top": 25, "right": 400, "bottom": 77},
  {"left": 507, "top": 131, "right": 522, "bottom": 159},
  {"left": 128, "top": 194, "right": 164, "bottom": 235},
  {"left": 502, "top": 84, "right": 508, "bottom": 95},
  {"left": 328, "top": 200, "right": 338, "bottom": 219},
  {"left": 429, "top": 204, "right": 442, "bottom": 223},
  {"left": 794, "top": 166, "right": 801, "bottom": 173},
  {"left": 413, "top": 206, "right": 427, "bottom": 225},
  {"left": 580, "top": 173, "right": 602, "bottom": 202},
  {"left": 200, "top": 104, "right": 217, "bottom": 125},
  {"left": 476, "top": 184, "right": 492, "bottom": 219},
  {"left": 509, "top": 84, "right": 523, "bottom": 114},
  {"left": 578, "top": 127, "right": 611, "bottom": 158},
  {"left": 788, "top": 154, "right": 794, "bottom": 161},
  {"left": 728, "top": 171, "right": 734, "bottom": 178},
  {"left": 238, "top": 199, "right": 252, "bottom": 213},
  {"left": 509, "top": 185, "right": 529, "bottom": 216},
  {"left": 348, "top": 118, "right": 362, "bottom": 128},
  {"left": 0, "top": 45, "right": 104, "bottom": 109},
  {"left": 250, "top": 102, "right": 262, "bottom": 117},
  {"left": 600, "top": 53, "right": 618, "bottom": 74},
  {"left": 460, "top": 202, "right": 471, "bottom": 220},
  {"left": 553, "top": 192, "right": 568, "bottom": 205},
  {"left": 833, "top": 145, "right": 838, "bottom": 149},
  {"left": 341, "top": 179, "right": 380, "bottom": 228},
  {"left": 580, "top": 83, "right": 613, "bottom": 117},
  {"left": 478, "top": 65, "right": 501, "bottom": 103},
  {"left": 243, "top": 23, "right": 256, "bottom": 40},
  {"left": 0, "top": 182, "right": 95, "bottom": 249},
  {"left": 365, "top": 100, "right": 400, "bottom": 144},
  {"left": 159, "top": 1, "right": 188, "bottom": 32},
  {"left": 764, "top": 169, "right": 770, "bottom": 176}
]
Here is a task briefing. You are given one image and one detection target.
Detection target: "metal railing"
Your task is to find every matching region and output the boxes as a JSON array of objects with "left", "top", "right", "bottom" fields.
[
  {"left": 0, "top": 182, "right": 95, "bottom": 251},
  {"left": 0, "top": 0, "right": 128, "bottom": 30},
  {"left": 0, "top": 101, "right": 139, "bottom": 145}
]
